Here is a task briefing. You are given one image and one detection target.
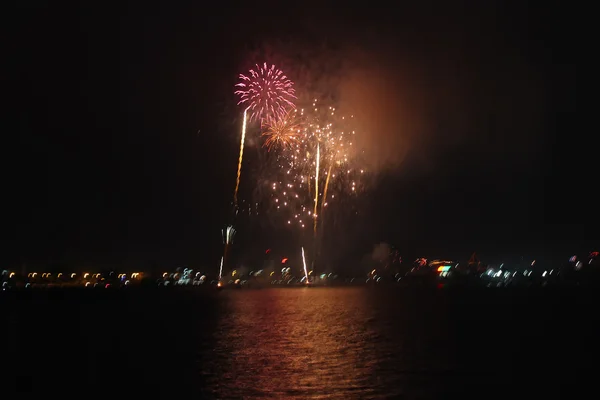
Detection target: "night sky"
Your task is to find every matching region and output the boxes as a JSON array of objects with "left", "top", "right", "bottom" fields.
[{"left": 5, "top": 1, "right": 587, "bottom": 271}]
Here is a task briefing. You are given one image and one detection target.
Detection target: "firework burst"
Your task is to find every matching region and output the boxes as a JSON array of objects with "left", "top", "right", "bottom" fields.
[
  {"left": 232, "top": 63, "right": 296, "bottom": 212},
  {"left": 258, "top": 99, "right": 365, "bottom": 232},
  {"left": 254, "top": 100, "right": 366, "bottom": 276},
  {"left": 222, "top": 225, "right": 236, "bottom": 244},
  {"left": 235, "top": 62, "right": 297, "bottom": 124},
  {"left": 262, "top": 109, "right": 303, "bottom": 151}
]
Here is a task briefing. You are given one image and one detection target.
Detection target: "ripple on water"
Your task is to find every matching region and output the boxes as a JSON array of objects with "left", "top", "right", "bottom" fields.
[{"left": 200, "top": 288, "right": 424, "bottom": 399}]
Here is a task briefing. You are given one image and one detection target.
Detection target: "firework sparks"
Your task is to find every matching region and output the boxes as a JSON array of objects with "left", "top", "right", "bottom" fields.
[
  {"left": 234, "top": 62, "right": 297, "bottom": 124},
  {"left": 262, "top": 109, "right": 302, "bottom": 151},
  {"left": 223, "top": 225, "right": 236, "bottom": 244},
  {"left": 259, "top": 100, "right": 364, "bottom": 232}
]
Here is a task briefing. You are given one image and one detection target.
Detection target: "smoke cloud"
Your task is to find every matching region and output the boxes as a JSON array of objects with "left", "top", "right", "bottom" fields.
[
  {"left": 240, "top": 41, "right": 426, "bottom": 175},
  {"left": 371, "top": 242, "right": 391, "bottom": 263},
  {"left": 239, "top": 13, "right": 548, "bottom": 178}
]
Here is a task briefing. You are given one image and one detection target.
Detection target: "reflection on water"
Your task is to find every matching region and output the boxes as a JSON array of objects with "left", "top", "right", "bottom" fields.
[
  {"left": 202, "top": 288, "right": 470, "bottom": 398},
  {"left": 3, "top": 287, "right": 593, "bottom": 397},
  {"left": 207, "top": 289, "right": 387, "bottom": 398}
]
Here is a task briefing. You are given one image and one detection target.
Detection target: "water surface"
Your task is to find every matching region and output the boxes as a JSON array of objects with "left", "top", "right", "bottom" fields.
[{"left": 2, "top": 287, "right": 594, "bottom": 398}]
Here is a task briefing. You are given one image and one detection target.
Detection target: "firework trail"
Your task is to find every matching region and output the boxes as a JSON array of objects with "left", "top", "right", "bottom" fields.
[
  {"left": 321, "top": 164, "right": 333, "bottom": 216},
  {"left": 235, "top": 62, "right": 297, "bottom": 125},
  {"left": 318, "top": 163, "right": 333, "bottom": 237},
  {"left": 222, "top": 225, "right": 236, "bottom": 277},
  {"left": 233, "top": 108, "right": 248, "bottom": 211},
  {"left": 313, "top": 142, "right": 320, "bottom": 235},
  {"left": 218, "top": 256, "right": 224, "bottom": 281},
  {"left": 301, "top": 246, "right": 309, "bottom": 284}
]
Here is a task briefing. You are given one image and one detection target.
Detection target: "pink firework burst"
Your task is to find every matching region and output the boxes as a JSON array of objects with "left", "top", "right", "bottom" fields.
[{"left": 234, "top": 63, "right": 296, "bottom": 124}]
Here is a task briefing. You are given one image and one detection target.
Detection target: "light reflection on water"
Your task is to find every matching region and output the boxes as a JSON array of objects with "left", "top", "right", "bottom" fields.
[
  {"left": 202, "top": 288, "right": 449, "bottom": 399},
  {"left": 4, "top": 286, "right": 584, "bottom": 397}
]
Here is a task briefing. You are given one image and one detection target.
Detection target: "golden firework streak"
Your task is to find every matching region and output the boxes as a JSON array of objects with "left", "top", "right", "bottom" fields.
[
  {"left": 313, "top": 143, "right": 320, "bottom": 234},
  {"left": 311, "top": 163, "right": 333, "bottom": 278},
  {"left": 233, "top": 108, "right": 248, "bottom": 211},
  {"left": 321, "top": 164, "right": 333, "bottom": 216}
]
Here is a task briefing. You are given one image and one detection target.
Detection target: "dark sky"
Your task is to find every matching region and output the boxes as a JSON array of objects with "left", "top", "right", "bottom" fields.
[{"left": 4, "top": 1, "right": 586, "bottom": 271}]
